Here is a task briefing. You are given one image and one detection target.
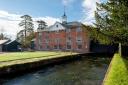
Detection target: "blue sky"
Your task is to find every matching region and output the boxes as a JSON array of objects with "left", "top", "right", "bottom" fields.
[
  {"left": 0, "top": 0, "right": 102, "bottom": 39},
  {"left": 0, "top": 0, "right": 83, "bottom": 21}
]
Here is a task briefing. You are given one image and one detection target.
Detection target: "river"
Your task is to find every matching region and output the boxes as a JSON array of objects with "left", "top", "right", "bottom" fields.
[{"left": 1, "top": 56, "right": 111, "bottom": 85}]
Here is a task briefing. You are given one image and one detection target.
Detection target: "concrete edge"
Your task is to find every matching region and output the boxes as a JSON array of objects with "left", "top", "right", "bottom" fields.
[
  {"left": 0, "top": 53, "right": 81, "bottom": 78},
  {"left": 0, "top": 53, "right": 112, "bottom": 79}
]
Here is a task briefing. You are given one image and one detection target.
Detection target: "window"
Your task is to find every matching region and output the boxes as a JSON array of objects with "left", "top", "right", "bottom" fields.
[
  {"left": 67, "top": 37, "right": 71, "bottom": 42},
  {"left": 67, "top": 45, "right": 71, "bottom": 49},
  {"left": 59, "top": 44, "right": 62, "bottom": 49},
  {"left": 77, "top": 44, "right": 82, "bottom": 49},
  {"left": 38, "top": 32, "right": 42, "bottom": 49},
  {"left": 54, "top": 45, "right": 58, "bottom": 49},
  {"left": 45, "top": 39, "right": 49, "bottom": 43},
  {"left": 39, "top": 44, "right": 42, "bottom": 50},
  {"left": 76, "top": 36, "right": 82, "bottom": 42},
  {"left": 38, "top": 32, "right": 42, "bottom": 40},
  {"left": 76, "top": 27, "right": 82, "bottom": 32},
  {"left": 56, "top": 25, "right": 58, "bottom": 27},
  {"left": 55, "top": 30, "right": 59, "bottom": 34},
  {"left": 55, "top": 38, "right": 59, "bottom": 43},
  {"left": 67, "top": 42, "right": 71, "bottom": 49},
  {"left": 46, "top": 44, "right": 49, "bottom": 49},
  {"left": 66, "top": 34, "right": 71, "bottom": 42},
  {"left": 66, "top": 28, "right": 71, "bottom": 32}
]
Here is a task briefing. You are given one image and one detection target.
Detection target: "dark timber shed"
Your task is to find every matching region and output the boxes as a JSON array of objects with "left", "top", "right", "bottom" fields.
[
  {"left": 0, "top": 40, "right": 21, "bottom": 52},
  {"left": 0, "top": 40, "right": 9, "bottom": 52},
  {"left": 3, "top": 40, "right": 21, "bottom": 52}
]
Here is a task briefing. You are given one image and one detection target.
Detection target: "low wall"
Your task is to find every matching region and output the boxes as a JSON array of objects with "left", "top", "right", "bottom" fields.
[
  {"left": 0, "top": 54, "right": 81, "bottom": 78},
  {"left": 0, "top": 53, "right": 113, "bottom": 79}
]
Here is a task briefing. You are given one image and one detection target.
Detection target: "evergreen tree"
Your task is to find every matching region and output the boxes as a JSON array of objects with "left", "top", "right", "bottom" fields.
[
  {"left": 17, "top": 15, "right": 35, "bottom": 48},
  {"left": 93, "top": 0, "right": 128, "bottom": 56},
  {"left": 37, "top": 20, "right": 47, "bottom": 30}
]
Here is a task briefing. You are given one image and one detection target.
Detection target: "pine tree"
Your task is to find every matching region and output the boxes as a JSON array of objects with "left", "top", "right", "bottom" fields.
[
  {"left": 17, "top": 15, "right": 35, "bottom": 49},
  {"left": 94, "top": 0, "right": 128, "bottom": 56}
]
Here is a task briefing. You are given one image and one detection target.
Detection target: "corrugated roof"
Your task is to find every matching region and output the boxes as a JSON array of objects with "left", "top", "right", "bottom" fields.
[{"left": 0, "top": 40, "right": 9, "bottom": 45}]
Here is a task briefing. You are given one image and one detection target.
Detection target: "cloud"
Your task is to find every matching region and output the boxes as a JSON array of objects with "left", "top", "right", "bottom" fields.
[
  {"left": 0, "top": 10, "right": 21, "bottom": 21},
  {"left": 0, "top": 10, "right": 60, "bottom": 39},
  {"left": 33, "top": 16, "right": 60, "bottom": 26},
  {"left": 82, "top": 0, "right": 100, "bottom": 25},
  {"left": 33, "top": 17, "right": 60, "bottom": 32},
  {"left": 62, "top": 0, "right": 74, "bottom": 6},
  {"left": 0, "top": 10, "right": 21, "bottom": 39}
]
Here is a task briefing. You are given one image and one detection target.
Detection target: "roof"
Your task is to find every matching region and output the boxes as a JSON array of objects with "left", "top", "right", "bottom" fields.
[
  {"left": 37, "top": 21, "right": 82, "bottom": 32},
  {"left": 44, "top": 22, "right": 66, "bottom": 31},
  {"left": 0, "top": 40, "right": 9, "bottom": 45},
  {"left": 66, "top": 21, "right": 82, "bottom": 27},
  {"left": 5, "top": 40, "right": 21, "bottom": 45}
]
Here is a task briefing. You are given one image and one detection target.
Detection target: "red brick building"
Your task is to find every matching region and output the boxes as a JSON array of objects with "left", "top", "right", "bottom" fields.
[{"left": 35, "top": 13, "right": 90, "bottom": 53}]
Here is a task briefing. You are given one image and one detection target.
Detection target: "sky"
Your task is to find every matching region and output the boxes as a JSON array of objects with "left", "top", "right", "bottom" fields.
[{"left": 0, "top": 0, "right": 103, "bottom": 39}]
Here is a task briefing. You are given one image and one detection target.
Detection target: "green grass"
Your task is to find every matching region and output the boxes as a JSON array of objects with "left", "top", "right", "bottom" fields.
[
  {"left": 0, "top": 51, "right": 76, "bottom": 62},
  {"left": 104, "top": 54, "right": 128, "bottom": 85},
  {"left": 0, "top": 52, "right": 59, "bottom": 62},
  {"left": 0, "top": 51, "right": 77, "bottom": 67}
]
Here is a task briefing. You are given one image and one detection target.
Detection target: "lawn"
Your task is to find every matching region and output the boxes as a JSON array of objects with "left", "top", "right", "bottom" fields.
[
  {"left": 104, "top": 54, "right": 128, "bottom": 85},
  {"left": 0, "top": 52, "right": 60, "bottom": 62},
  {"left": 0, "top": 51, "right": 76, "bottom": 67},
  {"left": 0, "top": 51, "right": 75, "bottom": 62}
]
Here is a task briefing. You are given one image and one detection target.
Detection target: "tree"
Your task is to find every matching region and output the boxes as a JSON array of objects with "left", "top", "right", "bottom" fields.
[
  {"left": 0, "top": 27, "right": 10, "bottom": 40},
  {"left": 93, "top": 0, "right": 128, "bottom": 56},
  {"left": 37, "top": 20, "right": 47, "bottom": 30},
  {"left": 17, "top": 15, "right": 35, "bottom": 48}
]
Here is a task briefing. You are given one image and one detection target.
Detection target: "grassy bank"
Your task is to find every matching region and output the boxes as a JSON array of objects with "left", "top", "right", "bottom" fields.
[
  {"left": 0, "top": 52, "right": 77, "bottom": 67},
  {"left": 104, "top": 54, "right": 128, "bottom": 85},
  {"left": 0, "top": 52, "right": 59, "bottom": 62}
]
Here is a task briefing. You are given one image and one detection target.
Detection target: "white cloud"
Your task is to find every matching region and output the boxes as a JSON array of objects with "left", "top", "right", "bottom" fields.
[
  {"left": 33, "top": 16, "right": 60, "bottom": 26},
  {"left": 33, "top": 17, "right": 60, "bottom": 32},
  {"left": 0, "top": 11, "right": 21, "bottom": 39},
  {"left": 62, "top": 0, "right": 74, "bottom": 6},
  {"left": 0, "top": 10, "right": 60, "bottom": 40},
  {"left": 82, "top": 0, "right": 100, "bottom": 25},
  {"left": 0, "top": 10, "right": 21, "bottom": 21}
]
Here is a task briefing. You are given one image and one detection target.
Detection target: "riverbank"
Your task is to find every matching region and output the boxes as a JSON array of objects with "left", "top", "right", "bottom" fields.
[
  {"left": 103, "top": 54, "right": 128, "bottom": 85},
  {"left": 0, "top": 52, "right": 77, "bottom": 67},
  {"left": 0, "top": 52, "right": 79, "bottom": 77},
  {"left": 1, "top": 53, "right": 111, "bottom": 85}
]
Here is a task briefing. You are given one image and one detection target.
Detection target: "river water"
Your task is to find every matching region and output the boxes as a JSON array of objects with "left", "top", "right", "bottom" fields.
[{"left": 2, "top": 56, "right": 111, "bottom": 85}]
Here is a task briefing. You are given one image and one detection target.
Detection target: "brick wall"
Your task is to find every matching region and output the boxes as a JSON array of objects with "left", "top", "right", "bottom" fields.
[{"left": 35, "top": 26, "right": 90, "bottom": 53}]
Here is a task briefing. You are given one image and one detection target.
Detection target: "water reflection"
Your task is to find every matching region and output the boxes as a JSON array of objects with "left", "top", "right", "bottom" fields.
[{"left": 2, "top": 56, "right": 111, "bottom": 85}]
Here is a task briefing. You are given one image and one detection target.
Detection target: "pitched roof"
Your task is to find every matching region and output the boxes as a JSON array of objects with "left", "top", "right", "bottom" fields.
[
  {"left": 66, "top": 21, "right": 82, "bottom": 26},
  {"left": 37, "top": 21, "right": 82, "bottom": 32},
  {"left": 0, "top": 40, "right": 9, "bottom": 45},
  {"left": 45, "top": 22, "right": 66, "bottom": 31},
  {"left": 5, "top": 40, "right": 21, "bottom": 45}
]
